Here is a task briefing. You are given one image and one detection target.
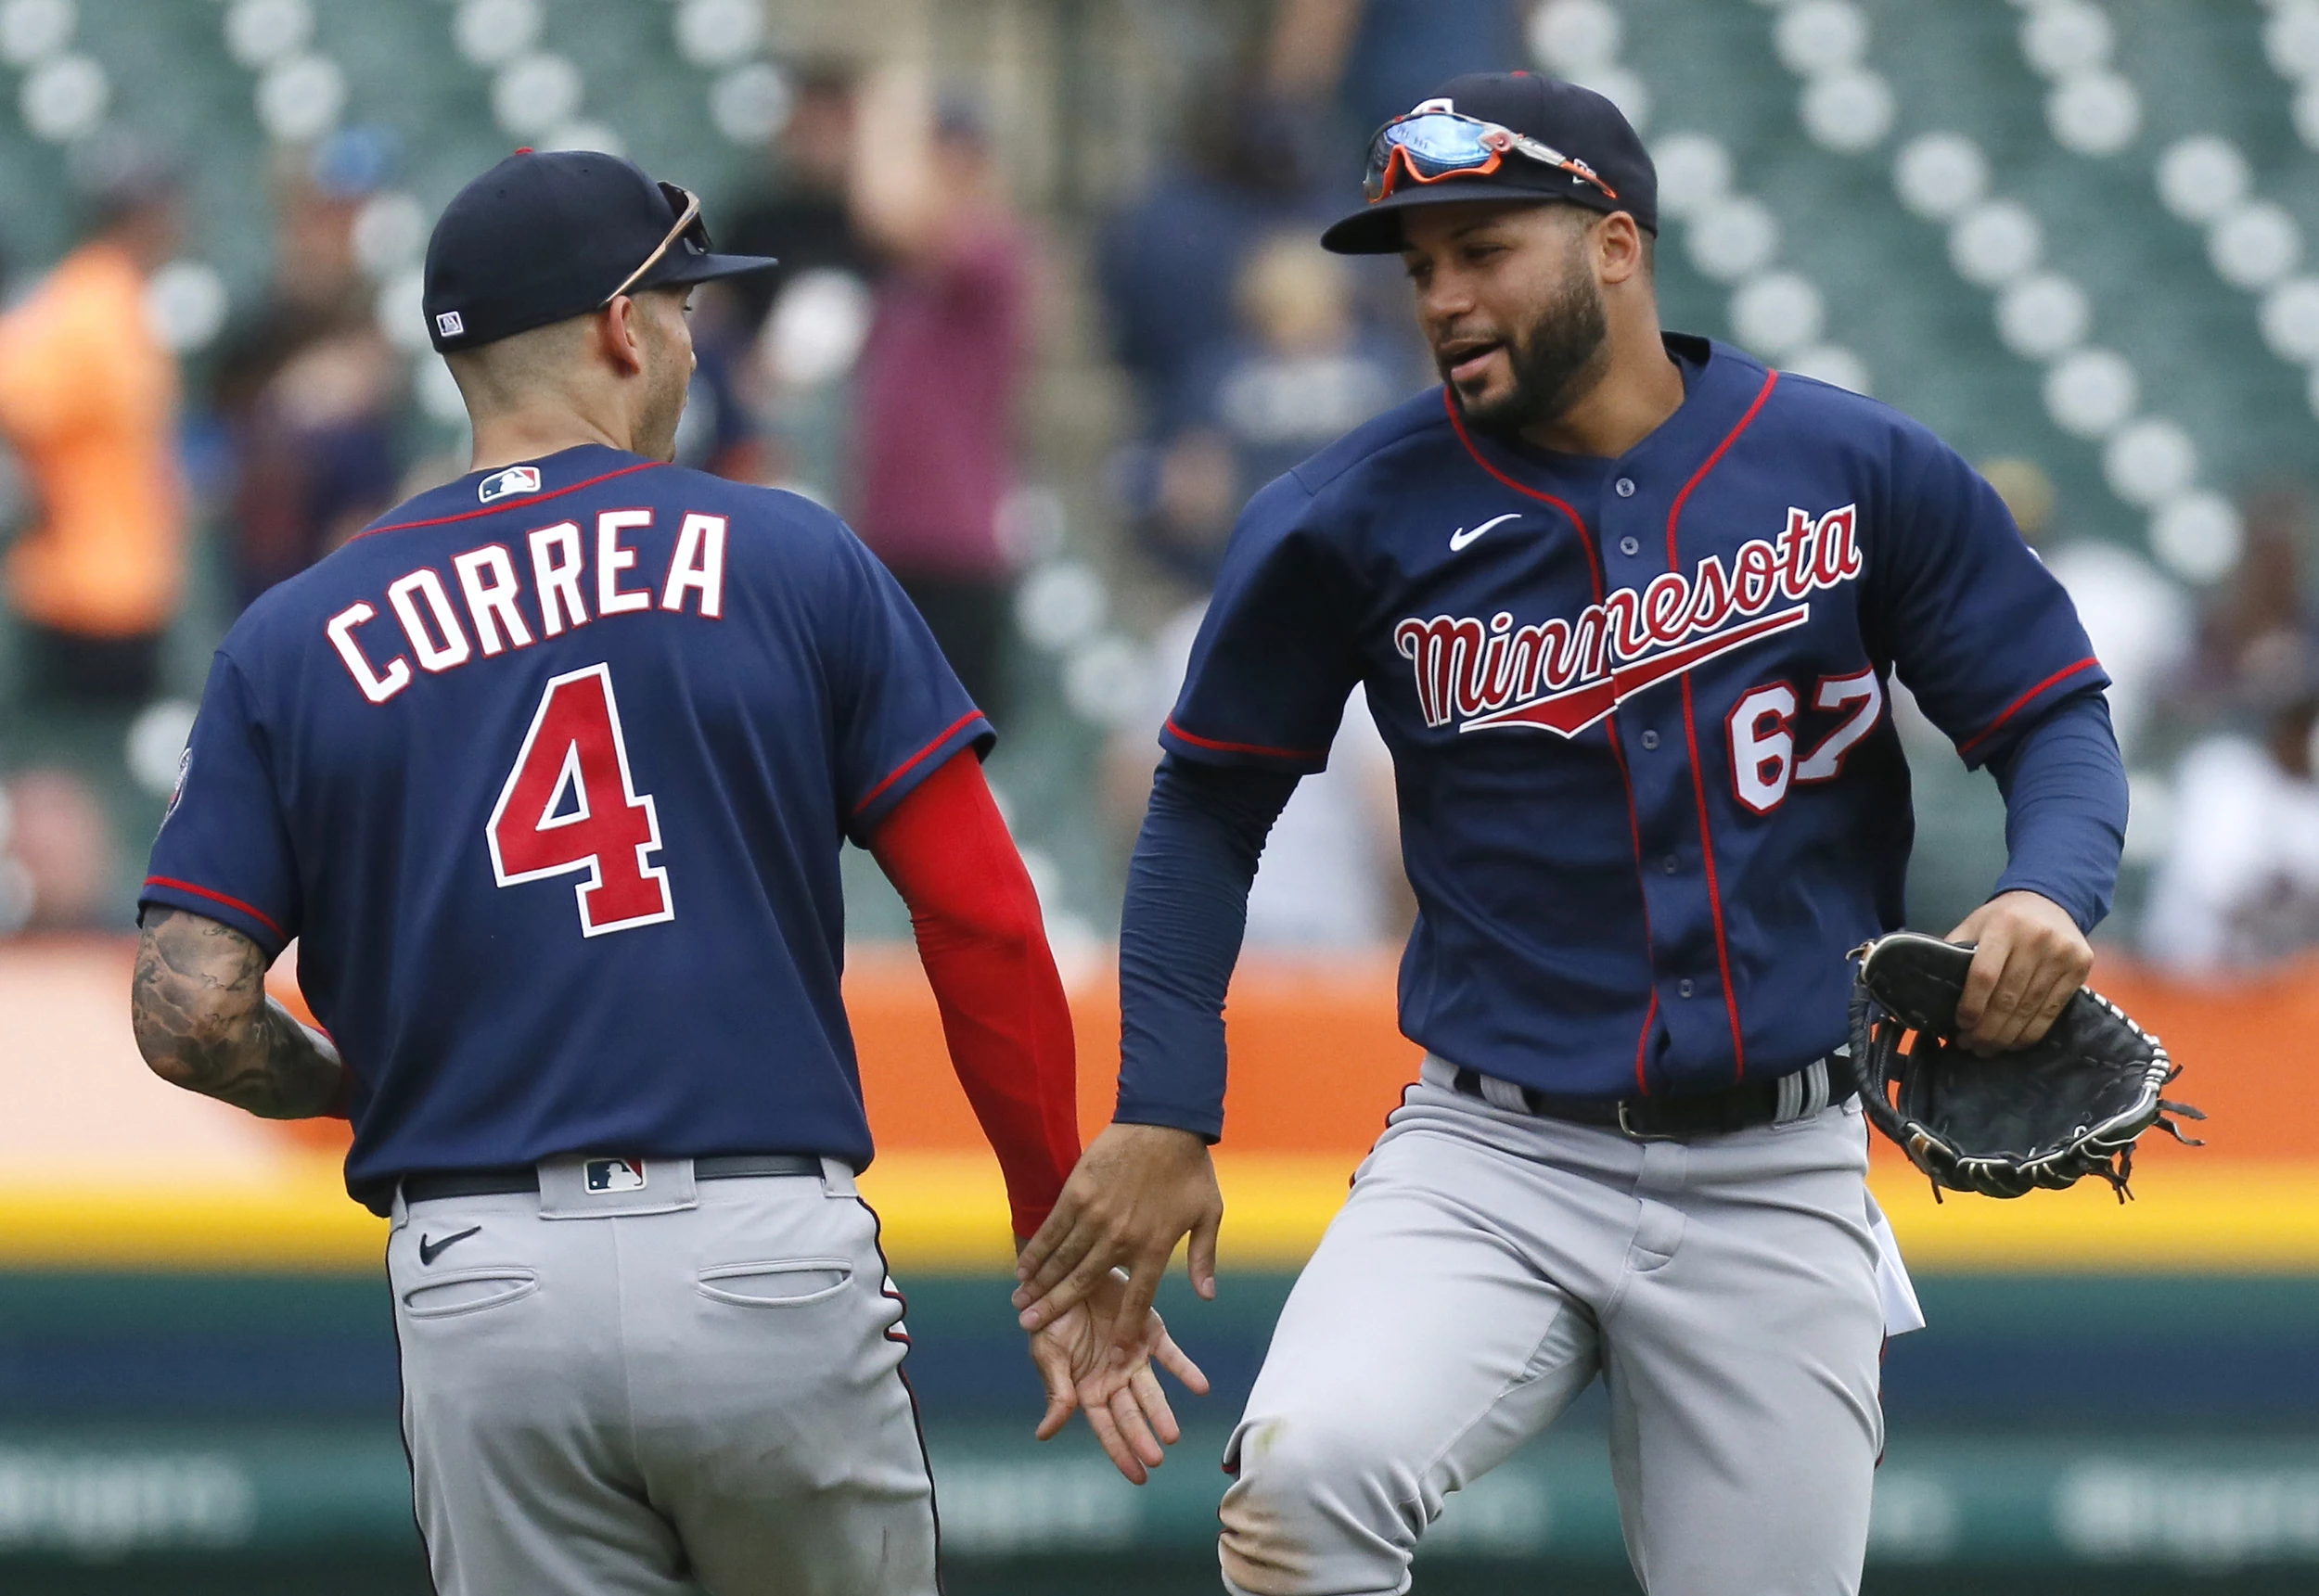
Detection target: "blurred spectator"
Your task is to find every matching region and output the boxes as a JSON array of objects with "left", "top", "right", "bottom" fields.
[
  {"left": 1267, "top": 0, "right": 1525, "bottom": 147},
  {"left": 0, "top": 146, "right": 186, "bottom": 708},
  {"left": 719, "top": 66, "right": 879, "bottom": 496},
  {"left": 0, "top": 769, "right": 116, "bottom": 932},
  {"left": 1108, "top": 602, "right": 1407, "bottom": 947},
  {"left": 1094, "top": 81, "right": 1334, "bottom": 434},
  {"left": 2174, "top": 489, "right": 2313, "bottom": 721},
  {"left": 750, "top": 262, "right": 876, "bottom": 501},
  {"left": 1132, "top": 233, "right": 1408, "bottom": 589},
  {"left": 849, "top": 87, "right": 1030, "bottom": 721},
  {"left": 2142, "top": 647, "right": 2319, "bottom": 977},
  {"left": 723, "top": 65, "right": 878, "bottom": 333},
  {"left": 1982, "top": 457, "right": 2191, "bottom": 761},
  {"left": 1128, "top": 428, "right": 1243, "bottom": 596},
  {"left": 672, "top": 280, "right": 769, "bottom": 484},
  {"left": 211, "top": 131, "right": 406, "bottom": 607}
]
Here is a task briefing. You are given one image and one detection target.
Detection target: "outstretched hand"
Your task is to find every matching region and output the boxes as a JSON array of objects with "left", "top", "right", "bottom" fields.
[
  {"left": 1946, "top": 889, "right": 2094, "bottom": 1053},
  {"left": 1013, "top": 1123, "right": 1224, "bottom": 1350},
  {"left": 1028, "top": 1266, "right": 1210, "bottom": 1485}
]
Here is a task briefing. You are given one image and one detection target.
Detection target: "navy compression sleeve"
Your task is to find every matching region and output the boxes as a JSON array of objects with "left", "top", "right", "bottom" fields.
[
  {"left": 1984, "top": 690, "right": 2128, "bottom": 933},
  {"left": 1113, "top": 755, "right": 1300, "bottom": 1141}
]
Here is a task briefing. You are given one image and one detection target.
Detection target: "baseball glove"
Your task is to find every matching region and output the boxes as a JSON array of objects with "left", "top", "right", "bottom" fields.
[{"left": 1846, "top": 932, "right": 2203, "bottom": 1201}]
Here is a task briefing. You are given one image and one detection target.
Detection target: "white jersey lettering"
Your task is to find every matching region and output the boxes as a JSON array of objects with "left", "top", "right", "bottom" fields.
[
  {"left": 454, "top": 543, "right": 535, "bottom": 657},
  {"left": 596, "top": 509, "right": 655, "bottom": 616},
  {"left": 388, "top": 568, "right": 474, "bottom": 673},
  {"left": 1395, "top": 504, "right": 1864, "bottom": 737},
  {"left": 326, "top": 601, "right": 412, "bottom": 703},
  {"left": 661, "top": 513, "right": 727, "bottom": 618}
]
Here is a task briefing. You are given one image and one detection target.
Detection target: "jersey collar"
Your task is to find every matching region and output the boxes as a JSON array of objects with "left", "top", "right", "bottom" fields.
[{"left": 365, "top": 444, "right": 659, "bottom": 534}]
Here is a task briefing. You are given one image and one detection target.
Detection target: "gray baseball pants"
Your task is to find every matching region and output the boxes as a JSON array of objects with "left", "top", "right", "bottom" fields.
[
  {"left": 1218, "top": 1057, "right": 1892, "bottom": 1596},
  {"left": 386, "top": 1156, "right": 940, "bottom": 1596}
]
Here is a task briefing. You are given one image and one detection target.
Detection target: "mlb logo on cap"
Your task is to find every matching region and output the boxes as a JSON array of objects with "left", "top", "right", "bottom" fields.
[
  {"left": 435, "top": 311, "right": 464, "bottom": 338},
  {"left": 584, "top": 1157, "right": 647, "bottom": 1193}
]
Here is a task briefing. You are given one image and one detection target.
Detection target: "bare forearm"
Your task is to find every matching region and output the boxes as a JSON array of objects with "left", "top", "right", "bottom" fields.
[
  {"left": 163, "top": 993, "right": 342, "bottom": 1118},
  {"left": 132, "top": 909, "right": 343, "bottom": 1119}
]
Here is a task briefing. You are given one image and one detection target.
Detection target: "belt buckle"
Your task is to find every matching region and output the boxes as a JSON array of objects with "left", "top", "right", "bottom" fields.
[{"left": 1615, "top": 1101, "right": 1680, "bottom": 1143}]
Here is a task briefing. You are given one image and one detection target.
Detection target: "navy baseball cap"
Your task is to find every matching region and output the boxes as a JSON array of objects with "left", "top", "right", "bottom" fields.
[
  {"left": 1321, "top": 71, "right": 1657, "bottom": 255},
  {"left": 423, "top": 149, "right": 777, "bottom": 353}
]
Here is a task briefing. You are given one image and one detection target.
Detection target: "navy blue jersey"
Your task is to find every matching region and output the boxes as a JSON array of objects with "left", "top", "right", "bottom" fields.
[
  {"left": 1162, "top": 337, "right": 2108, "bottom": 1099},
  {"left": 142, "top": 445, "right": 991, "bottom": 1211}
]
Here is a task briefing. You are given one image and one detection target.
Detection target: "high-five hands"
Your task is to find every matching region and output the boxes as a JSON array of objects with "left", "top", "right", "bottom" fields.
[
  {"left": 1027, "top": 1265, "right": 1210, "bottom": 1484},
  {"left": 1014, "top": 1123, "right": 1224, "bottom": 1337},
  {"left": 1015, "top": 1123, "right": 1224, "bottom": 1481}
]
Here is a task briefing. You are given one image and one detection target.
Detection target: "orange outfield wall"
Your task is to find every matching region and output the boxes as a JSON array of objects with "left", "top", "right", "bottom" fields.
[
  {"left": 847, "top": 944, "right": 2290, "bottom": 1167},
  {"left": 2, "top": 938, "right": 2308, "bottom": 1272}
]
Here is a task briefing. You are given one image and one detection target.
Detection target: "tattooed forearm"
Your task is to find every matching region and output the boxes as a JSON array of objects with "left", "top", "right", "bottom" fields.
[{"left": 131, "top": 908, "right": 343, "bottom": 1119}]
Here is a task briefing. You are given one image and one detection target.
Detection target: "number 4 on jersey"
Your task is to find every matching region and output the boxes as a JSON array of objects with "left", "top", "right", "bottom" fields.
[{"left": 488, "top": 664, "right": 673, "bottom": 935}]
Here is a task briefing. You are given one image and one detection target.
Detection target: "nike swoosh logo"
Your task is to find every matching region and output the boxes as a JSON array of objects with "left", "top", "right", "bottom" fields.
[
  {"left": 1449, "top": 513, "right": 1520, "bottom": 552},
  {"left": 417, "top": 1226, "right": 482, "bottom": 1266}
]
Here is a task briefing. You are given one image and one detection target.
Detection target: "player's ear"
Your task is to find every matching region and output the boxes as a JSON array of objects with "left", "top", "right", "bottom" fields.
[
  {"left": 597, "top": 295, "right": 649, "bottom": 377},
  {"left": 1594, "top": 212, "right": 1646, "bottom": 287}
]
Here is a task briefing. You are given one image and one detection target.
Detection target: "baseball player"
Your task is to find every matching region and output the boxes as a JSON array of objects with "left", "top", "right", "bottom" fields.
[
  {"left": 127, "top": 151, "right": 1201, "bottom": 1596},
  {"left": 1016, "top": 73, "right": 2128, "bottom": 1594}
]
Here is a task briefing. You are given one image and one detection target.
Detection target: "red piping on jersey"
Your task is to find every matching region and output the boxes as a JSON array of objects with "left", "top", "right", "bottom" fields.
[
  {"left": 1666, "top": 367, "right": 1779, "bottom": 1082},
  {"left": 853, "top": 711, "right": 988, "bottom": 815},
  {"left": 1444, "top": 387, "right": 1664, "bottom": 1093},
  {"left": 1441, "top": 389, "right": 1593, "bottom": 525},
  {"left": 142, "top": 875, "right": 286, "bottom": 940},
  {"left": 1632, "top": 989, "right": 1659, "bottom": 1095},
  {"left": 346, "top": 462, "right": 663, "bottom": 543},
  {"left": 1163, "top": 717, "right": 1329, "bottom": 762},
  {"left": 1954, "top": 657, "right": 2100, "bottom": 759}
]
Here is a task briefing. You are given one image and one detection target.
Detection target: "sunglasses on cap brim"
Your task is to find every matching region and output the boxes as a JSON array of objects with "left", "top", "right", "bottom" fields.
[
  {"left": 1364, "top": 110, "right": 1619, "bottom": 206},
  {"left": 602, "top": 181, "right": 712, "bottom": 304}
]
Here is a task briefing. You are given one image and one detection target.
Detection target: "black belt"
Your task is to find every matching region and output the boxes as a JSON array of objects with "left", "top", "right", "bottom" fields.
[
  {"left": 401, "top": 1153, "right": 824, "bottom": 1204},
  {"left": 1450, "top": 1060, "right": 1851, "bottom": 1141}
]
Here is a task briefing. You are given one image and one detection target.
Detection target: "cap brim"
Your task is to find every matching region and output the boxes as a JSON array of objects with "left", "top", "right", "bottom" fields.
[
  {"left": 1319, "top": 185, "right": 1613, "bottom": 254},
  {"left": 640, "top": 249, "right": 780, "bottom": 288}
]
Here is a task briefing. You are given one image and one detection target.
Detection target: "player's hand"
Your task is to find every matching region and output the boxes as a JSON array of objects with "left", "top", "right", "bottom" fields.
[
  {"left": 1013, "top": 1123, "right": 1223, "bottom": 1349},
  {"left": 1028, "top": 1266, "right": 1211, "bottom": 1485},
  {"left": 1946, "top": 890, "right": 2094, "bottom": 1053}
]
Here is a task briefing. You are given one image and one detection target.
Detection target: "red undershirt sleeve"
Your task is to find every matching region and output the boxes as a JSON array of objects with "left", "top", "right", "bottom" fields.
[{"left": 865, "top": 748, "right": 1081, "bottom": 1240}]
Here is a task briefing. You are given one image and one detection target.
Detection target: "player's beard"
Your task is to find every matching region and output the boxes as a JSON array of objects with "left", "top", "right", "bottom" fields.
[
  {"left": 632, "top": 306, "right": 693, "bottom": 463},
  {"left": 1448, "top": 260, "right": 1611, "bottom": 442}
]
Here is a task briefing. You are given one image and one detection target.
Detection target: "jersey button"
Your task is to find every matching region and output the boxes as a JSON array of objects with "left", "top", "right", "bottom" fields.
[
  {"left": 1639, "top": 729, "right": 1659, "bottom": 750},
  {"left": 1615, "top": 477, "right": 1636, "bottom": 498},
  {"left": 1619, "top": 535, "right": 1641, "bottom": 556},
  {"left": 1678, "top": 978, "right": 1696, "bottom": 999},
  {"left": 1662, "top": 854, "right": 1679, "bottom": 875}
]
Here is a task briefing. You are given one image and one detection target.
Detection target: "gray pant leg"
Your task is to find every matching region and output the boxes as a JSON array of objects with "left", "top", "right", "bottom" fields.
[
  {"left": 390, "top": 1173, "right": 939, "bottom": 1596},
  {"left": 1219, "top": 1118, "right": 1609, "bottom": 1596},
  {"left": 1220, "top": 1078, "right": 1887, "bottom": 1596},
  {"left": 392, "top": 1193, "right": 695, "bottom": 1596},
  {"left": 1603, "top": 1106, "right": 1885, "bottom": 1596},
  {"left": 628, "top": 1180, "right": 940, "bottom": 1596}
]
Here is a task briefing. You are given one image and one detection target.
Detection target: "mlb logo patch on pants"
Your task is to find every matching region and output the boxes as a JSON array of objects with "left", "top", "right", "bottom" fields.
[{"left": 585, "top": 1157, "right": 647, "bottom": 1193}]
